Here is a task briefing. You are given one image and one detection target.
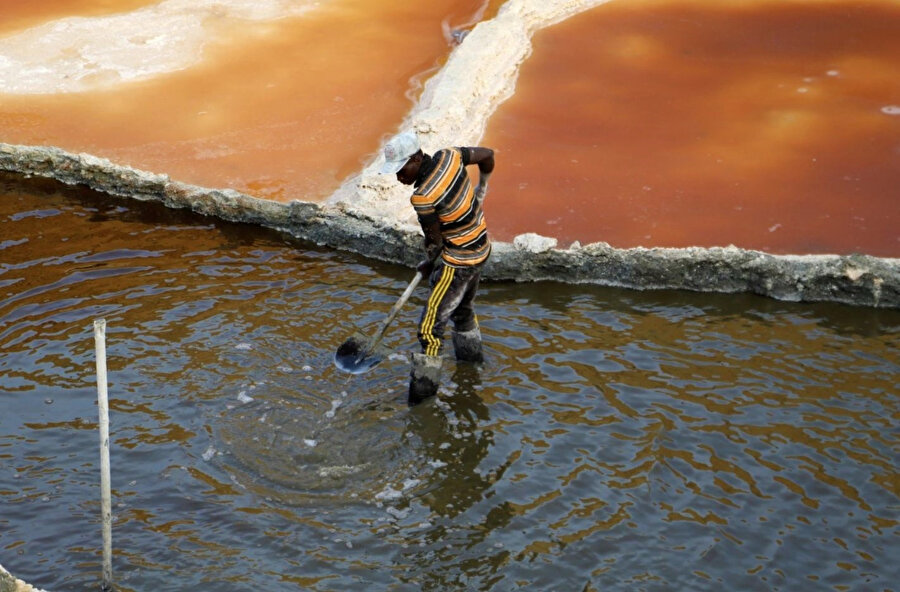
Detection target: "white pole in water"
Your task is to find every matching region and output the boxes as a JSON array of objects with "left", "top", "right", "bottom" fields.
[{"left": 93, "top": 319, "right": 113, "bottom": 591}]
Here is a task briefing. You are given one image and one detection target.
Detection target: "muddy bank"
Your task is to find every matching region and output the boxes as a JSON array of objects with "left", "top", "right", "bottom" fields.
[
  {"left": 0, "top": 563, "right": 47, "bottom": 592},
  {"left": 3, "top": 142, "right": 897, "bottom": 308}
]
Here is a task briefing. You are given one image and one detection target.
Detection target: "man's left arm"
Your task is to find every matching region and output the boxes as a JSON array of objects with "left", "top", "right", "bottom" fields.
[{"left": 462, "top": 147, "right": 495, "bottom": 202}]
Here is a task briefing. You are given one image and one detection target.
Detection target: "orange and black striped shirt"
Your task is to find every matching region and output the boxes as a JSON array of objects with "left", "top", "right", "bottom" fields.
[{"left": 411, "top": 147, "right": 491, "bottom": 267}]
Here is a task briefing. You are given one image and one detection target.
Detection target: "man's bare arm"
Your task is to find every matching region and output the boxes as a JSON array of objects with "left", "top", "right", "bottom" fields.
[
  {"left": 465, "top": 147, "right": 494, "bottom": 174},
  {"left": 417, "top": 213, "right": 444, "bottom": 275},
  {"left": 465, "top": 147, "right": 494, "bottom": 202}
]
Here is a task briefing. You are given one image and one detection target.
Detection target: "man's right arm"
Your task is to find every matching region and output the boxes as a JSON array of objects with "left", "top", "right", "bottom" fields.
[{"left": 417, "top": 213, "right": 443, "bottom": 276}]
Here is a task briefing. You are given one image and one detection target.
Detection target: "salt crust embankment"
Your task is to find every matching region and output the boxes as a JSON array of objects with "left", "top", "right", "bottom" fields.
[
  {"left": 1, "top": 0, "right": 898, "bottom": 309},
  {"left": 3, "top": 142, "right": 897, "bottom": 309}
]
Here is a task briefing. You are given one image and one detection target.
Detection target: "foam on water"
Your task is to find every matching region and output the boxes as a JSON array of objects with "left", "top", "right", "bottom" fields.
[{"left": 0, "top": 0, "right": 323, "bottom": 94}]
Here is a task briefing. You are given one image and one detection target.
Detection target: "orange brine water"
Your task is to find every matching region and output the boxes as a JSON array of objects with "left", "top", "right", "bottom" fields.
[
  {"left": 0, "top": 0, "right": 494, "bottom": 202},
  {"left": 483, "top": 0, "right": 900, "bottom": 255}
]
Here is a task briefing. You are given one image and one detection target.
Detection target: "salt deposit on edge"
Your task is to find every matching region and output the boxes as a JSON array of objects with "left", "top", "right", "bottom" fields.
[
  {"left": 328, "top": 0, "right": 614, "bottom": 226},
  {"left": 0, "top": 0, "right": 322, "bottom": 94},
  {"left": 0, "top": 562, "right": 49, "bottom": 592}
]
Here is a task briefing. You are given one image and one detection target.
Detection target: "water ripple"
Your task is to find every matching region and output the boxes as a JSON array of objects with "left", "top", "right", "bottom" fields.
[{"left": 1, "top": 179, "right": 898, "bottom": 591}]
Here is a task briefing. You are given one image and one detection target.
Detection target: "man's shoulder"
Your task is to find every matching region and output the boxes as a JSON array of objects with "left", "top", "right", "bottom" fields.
[
  {"left": 434, "top": 147, "right": 464, "bottom": 160},
  {"left": 432, "top": 147, "right": 466, "bottom": 173}
]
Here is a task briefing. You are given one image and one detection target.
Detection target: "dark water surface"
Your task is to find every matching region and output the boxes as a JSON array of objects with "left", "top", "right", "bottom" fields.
[{"left": 1, "top": 174, "right": 898, "bottom": 591}]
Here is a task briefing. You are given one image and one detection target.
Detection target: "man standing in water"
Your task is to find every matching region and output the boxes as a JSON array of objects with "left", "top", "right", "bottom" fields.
[{"left": 380, "top": 131, "right": 495, "bottom": 405}]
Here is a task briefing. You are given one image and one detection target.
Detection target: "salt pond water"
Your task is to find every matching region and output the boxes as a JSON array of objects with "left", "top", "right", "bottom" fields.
[
  {"left": 1, "top": 175, "right": 898, "bottom": 590},
  {"left": 3, "top": 0, "right": 897, "bottom": 256},
  {"left": 0, "top": 0, "right": 498, "bottom": 201},
  {"left": 483, "top": 0, "right": 900, "bottom": 254}
]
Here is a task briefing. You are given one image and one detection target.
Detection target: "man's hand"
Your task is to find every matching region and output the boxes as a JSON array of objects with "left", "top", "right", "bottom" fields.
[
  {"left": 475, "top": 170, "right": 491, "bottom": 203},
  {"left": 474, "top": 181, "right": 488, "bottom": 203},
  {"left": 416, "top": 259, "right": 435, "bottom": 277}
]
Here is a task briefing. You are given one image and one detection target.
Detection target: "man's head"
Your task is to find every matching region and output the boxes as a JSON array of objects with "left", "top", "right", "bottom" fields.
[{"left": 381, "top": 131, "right": 423, "bottom": 185}]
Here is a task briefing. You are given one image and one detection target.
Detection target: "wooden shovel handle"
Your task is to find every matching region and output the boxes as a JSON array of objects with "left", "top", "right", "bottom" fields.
[{"left": 368, "top": 271, "right": 423, "bottom": 350}]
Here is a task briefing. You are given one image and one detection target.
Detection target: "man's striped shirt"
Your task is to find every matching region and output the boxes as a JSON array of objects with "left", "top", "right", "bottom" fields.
[{"left": 411, "top": 147, "right": 491, "bottom": 267}]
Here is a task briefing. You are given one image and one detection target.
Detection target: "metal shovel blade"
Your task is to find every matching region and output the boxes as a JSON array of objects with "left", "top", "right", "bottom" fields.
[
  {"left": 334, "top": 332, "right": 383, "bottom": 374},
  {"left": 333, "top": 271, "right": 423, "bottom": 375}
]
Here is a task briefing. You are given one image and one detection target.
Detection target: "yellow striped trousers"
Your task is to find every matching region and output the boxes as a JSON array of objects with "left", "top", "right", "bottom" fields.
[{"left": 417, "top": 262, "right": 483, "bottom": 356}]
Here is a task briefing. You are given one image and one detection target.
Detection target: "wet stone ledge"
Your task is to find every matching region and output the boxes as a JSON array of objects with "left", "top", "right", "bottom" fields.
[{"left": 2, "top": 142, "right": 898, "bottom": 309}]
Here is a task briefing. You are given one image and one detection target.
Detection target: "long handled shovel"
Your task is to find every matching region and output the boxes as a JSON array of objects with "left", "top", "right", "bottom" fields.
[{"left": 334, "top": 271, "right": 423, "bottom": 374}]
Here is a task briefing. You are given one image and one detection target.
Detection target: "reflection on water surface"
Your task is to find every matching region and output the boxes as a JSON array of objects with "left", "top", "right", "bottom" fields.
[{"left": 1, "top": 174, "right": 898, "bottom": 591}]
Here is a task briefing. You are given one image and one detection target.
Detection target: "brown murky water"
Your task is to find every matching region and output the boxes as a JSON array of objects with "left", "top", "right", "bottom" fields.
[
  {"left": 483, "top": 0, "right": 900, "bottom": 255},
  {"left": 2, "top": 4, "right": 898, "bottom": 590},
  {"left": 2, "top": 175, "right": 898, "bottom": 591}
]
